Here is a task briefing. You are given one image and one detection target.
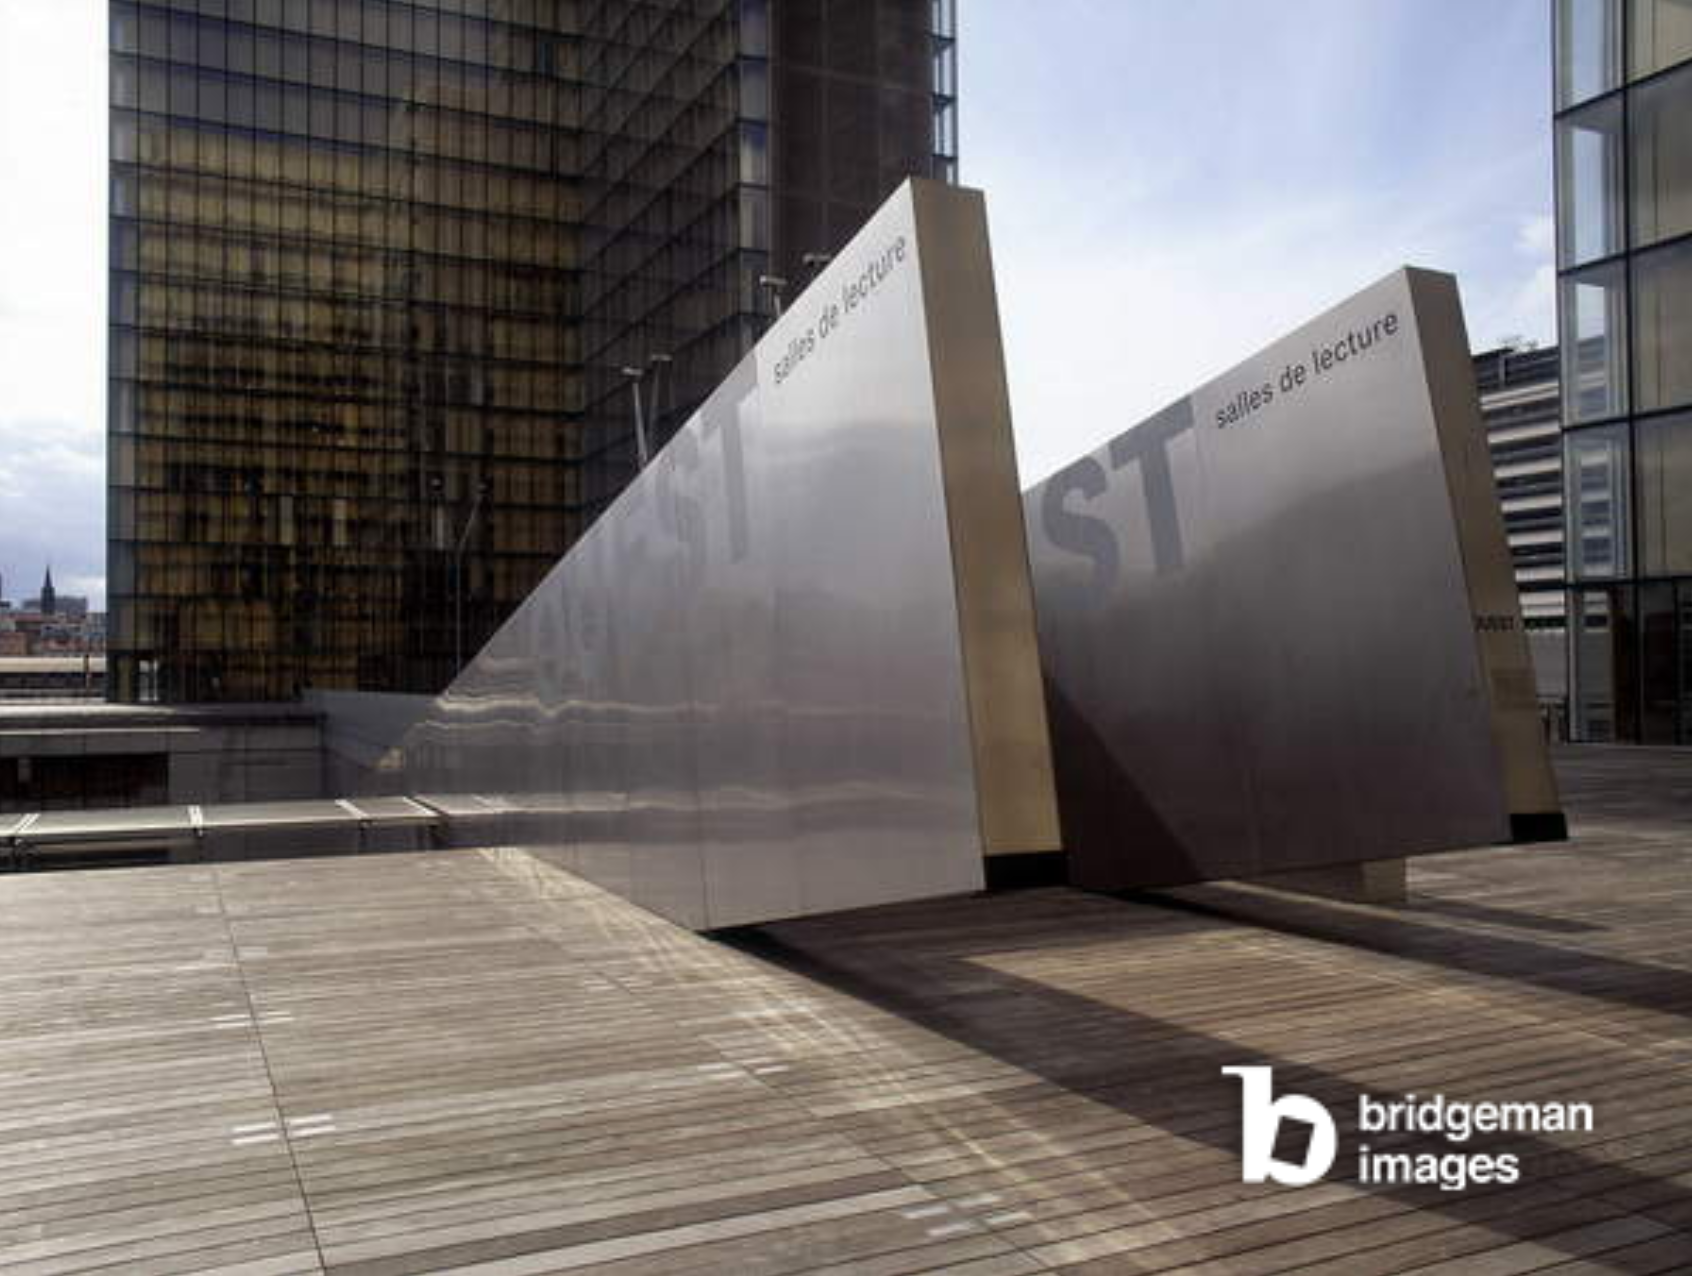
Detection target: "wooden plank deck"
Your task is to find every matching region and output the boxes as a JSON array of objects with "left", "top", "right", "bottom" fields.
[{"left": 1, "top": 746, "right": 1689, "bottom": 1274}]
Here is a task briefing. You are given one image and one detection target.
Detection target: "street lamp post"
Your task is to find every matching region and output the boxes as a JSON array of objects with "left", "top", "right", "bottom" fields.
[
  {"left": 757, "top": 273, "right": 789, "bottom": 319},
  {"left": 620, "top": 365, "right": 650, "bottom": 468},
  {"left": 647, "top": 352, "right": 672, "bottom": 444}
]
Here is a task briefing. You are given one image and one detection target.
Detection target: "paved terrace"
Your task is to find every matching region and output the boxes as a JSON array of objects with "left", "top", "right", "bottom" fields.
[{"left": 1, "top": 747, "right": 1689, "bottom": 1275}]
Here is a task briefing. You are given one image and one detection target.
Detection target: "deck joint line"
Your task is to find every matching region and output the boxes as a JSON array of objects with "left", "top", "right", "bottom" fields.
[{"left": 206, "top": 863, "right": 333, "bottom": 1274}]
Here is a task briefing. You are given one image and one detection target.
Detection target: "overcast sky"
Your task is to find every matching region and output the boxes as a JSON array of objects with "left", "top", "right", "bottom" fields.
[{"left": 0, "top": 0, "right": 1555, "bottom": 609}]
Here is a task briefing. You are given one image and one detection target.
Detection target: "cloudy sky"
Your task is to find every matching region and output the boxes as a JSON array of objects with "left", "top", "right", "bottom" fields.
[
  {"left": 0, "top": 0, "right": 1555, "bottom": 608},
  {"left": 967, "top": 0, "right": 1557, "bottom": 482},
  {"left": 0, "top": 0, "right": 105, "bottom": 609}
]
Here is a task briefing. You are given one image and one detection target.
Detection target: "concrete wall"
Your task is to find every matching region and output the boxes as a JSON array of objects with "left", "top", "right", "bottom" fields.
[
  {"left": 0, "top": 703, "right": 325, "bottom": 810},
  {"left": 306, "top": 690, "right": 434, "bottom": 796}
]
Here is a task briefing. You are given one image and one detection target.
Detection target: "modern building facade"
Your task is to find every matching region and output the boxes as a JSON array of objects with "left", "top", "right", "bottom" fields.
[
  {"left": 108, "top": 0, "right": 955, "bottom": 702},
  {"left": 1554, "top": 0, "right": 1692, "bottom": 742},
  {"left": 1474, "top": 343, "right": 1568, "bottom": 718}
]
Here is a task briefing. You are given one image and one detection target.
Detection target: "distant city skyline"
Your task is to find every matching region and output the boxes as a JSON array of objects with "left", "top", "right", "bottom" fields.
[
  {"left": 0, "top": 563, "right": 72, "bottom": 608},
  {"left": 0, "top": 0, "right": 1556, "bottom": 609}
]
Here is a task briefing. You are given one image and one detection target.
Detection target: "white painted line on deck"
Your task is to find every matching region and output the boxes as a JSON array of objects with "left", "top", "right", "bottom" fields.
[
  {"left": 901, "top": 1204, "right": 951, "bottom": 1220},
  {"left": 926, "top": 1222, "right": 977, "bottom": 1238}
]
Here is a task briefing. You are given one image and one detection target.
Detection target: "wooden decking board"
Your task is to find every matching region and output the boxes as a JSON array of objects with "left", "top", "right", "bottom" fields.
[
  {"left": 1531, "top": 1233, "right": 1692, "bottom": 1275},
  {"left": 2, "top": 746, "right": 1691, "bottom": 1273}
]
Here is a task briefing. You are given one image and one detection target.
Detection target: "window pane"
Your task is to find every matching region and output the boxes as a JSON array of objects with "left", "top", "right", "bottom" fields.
[
  {"left": 1633, "top": 237, "right": 1692, "bottom": 412},
  {"left": 931, "top": 0, "right": 957, "bottom": 40},
  {"left": 1560, "top": 262, "right": 1629, "bottom": 423},
  {"left": 1566, "top": 422, "right": 1632, "bottom": 578},
  {"left": 1572, "top": 585, "right": 1638, "bottom": 741},
  {"left": 1630, "top": 63, "right": 1692, "bottom": 249},
  {"left": 739, "top": 188, "right": 770, "bottom": 250},
  {"left": 1640, "top": 582, "right": 1677, "bottom": 743},
  {"left": 740, "top": 59, "right": 768, "bottom": 121},
  {"left": 1639, "top": 412, "right": 1692, "bottom": 576},
  {"left": 112, "top": 112, "right": 139, "bottom": 162},
  {"left": 1555, "top": 98, "right": 1624, "bottom": 267},
  {"left": 933, "top": 42, "right": 957, "bottom": 97},
  {"left": 935, "top": 100, "right": 957, "bottom": 158},
  {"left": 738, "top": 121, "right": 768, "bottom": 185},
  {"left": 740, "top": 0, "right": 769, "bottom": 56},
  {"left": 112, "top": 5, "right": 139, "bottom": 54},
  {"left": 1557, "top": 0, "right": 1621, "bottom": 106},
  {"left": 1630, "top": 0, "right": 1692, "bottom": 78}
]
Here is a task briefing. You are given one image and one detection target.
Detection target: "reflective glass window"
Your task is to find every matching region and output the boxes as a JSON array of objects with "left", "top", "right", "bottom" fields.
[
  {"left": 740, "top": 0, "right": 769, "bottom": 55},
  {"left": 1630, "top": 62, "right": 1692, "bottom": 248},
  {"left": 112, "top": 5, "right": 139, "bottom": 54},
  {"left": 1572, "top": 585, "right": 1638, "bottom": 741},
  {"left": 1566, "top": 423, "right": 1633, "bottom": 578},
  {"left": 738, "top": 121, "right": 768, "bottom": 185},
  {"left": 1630, "top": 0, "right": 1692, "bottom": 78},
  {"left": 171, "top": 13, "right": 198, "bottom": 63},
  {"left": 740, "top": 59, "right": 768, "bottom": 121},
  {"left": 139, "top": 62, "right": 168, "bottom": 114},
  {"left": 1560, "top": 261, "right": 1629, "bottom": 423},
  {"left": 256, "top": 30, "right": 282, "bottom": 78},
  {"left": 933, "top": 42, "right": 957, "bottom": 97},
  {"left": 1556, "top": 97, "right": 1624, "bottom": 266},
  {"left": 1639, "top": 412, "right": 1692, "bottom": 574},
  {"left": 113, "top": 112, "right": 139, "bottom": 162},
  {"left": 1557, "top": 0, "right": 1622, "bottom": 106},
  {"left": 1633, "top": 237, "right": 1692, "bottom": 412},
  {"left": 1639, "top": 582, "right": 1679, "bottom": 743},
  {"left": 112, "top": 57, "right": 140, "bottom": 109},
  {"left": 935, "top": 100, "right": 957, "bottom": 158}
]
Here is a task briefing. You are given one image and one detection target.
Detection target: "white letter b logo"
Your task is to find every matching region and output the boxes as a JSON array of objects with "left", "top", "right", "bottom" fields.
[{"left": 1223, "top": 1066, "right": 1336, "bottom": 1186}]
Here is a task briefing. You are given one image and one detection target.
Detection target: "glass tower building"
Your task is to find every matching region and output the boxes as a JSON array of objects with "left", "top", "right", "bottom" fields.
[
  {"left": 1475, "top": 343, "right": 1568, "bottom": 725},
  {"left": 108, "top": 0, "right": 956, "bottom": 702},
  {"left": 1554, "top": 0, "right": 1692, "bottom": 742}
]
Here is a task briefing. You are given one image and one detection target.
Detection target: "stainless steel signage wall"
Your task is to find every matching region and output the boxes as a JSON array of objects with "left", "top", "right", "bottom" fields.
[
  {"left": 392, "top": 179, "right": 1060, "bottom": 929},
  {"left": 1025, "top": 268, "right": 1562, "bottom": 890}
]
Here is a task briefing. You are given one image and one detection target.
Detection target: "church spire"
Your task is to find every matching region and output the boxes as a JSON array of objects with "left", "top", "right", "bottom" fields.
[{"left": 40, "top": 565, "right": 56, "bottom": 616}]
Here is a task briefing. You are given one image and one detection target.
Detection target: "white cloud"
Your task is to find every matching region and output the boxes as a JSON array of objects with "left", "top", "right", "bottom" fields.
[
  {"left": 1516, "top": 212, "right": 1557, "bottom": 258},
  {"left": 994, "top": 189, "right": 1483, "bottom": 483},
  {"left": 0, "top": 0, "right": 106, "bottom": 608},
  {"left": 0, "top": 416, "right": 105, "bottom": 608}
]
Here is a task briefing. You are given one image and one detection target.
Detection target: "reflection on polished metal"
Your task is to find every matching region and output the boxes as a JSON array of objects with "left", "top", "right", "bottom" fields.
[
  {"left": 389, "top": 179, "right": 1060, "bottom": 929},
  {"left": 1025, "top": 268, "right": 1564, "bottom": 891}
]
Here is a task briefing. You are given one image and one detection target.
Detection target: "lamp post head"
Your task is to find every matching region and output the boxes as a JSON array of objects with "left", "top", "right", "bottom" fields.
[{"left": 619, "top": 365, "right": 644, "bottom": 381}]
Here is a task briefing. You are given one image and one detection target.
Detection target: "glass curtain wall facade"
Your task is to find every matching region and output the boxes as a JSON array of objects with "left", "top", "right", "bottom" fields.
[
  {"left": 109, "top": 0, "right": 950, "bottom": 702},
  {"left": 1554, "top": 0, "right": 1692, "bottom": 742},
  {"left": 1475, "top": 344, "right": 1568, "bottom": 726}
]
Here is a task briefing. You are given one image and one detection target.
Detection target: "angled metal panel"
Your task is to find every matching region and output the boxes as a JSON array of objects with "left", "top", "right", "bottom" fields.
[
  {"left": 392, "top": 179, "right": 1057, "bottom": 928},
  {"left": 1025, "top": 268, "right": 1563, "bottom": 891}
]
